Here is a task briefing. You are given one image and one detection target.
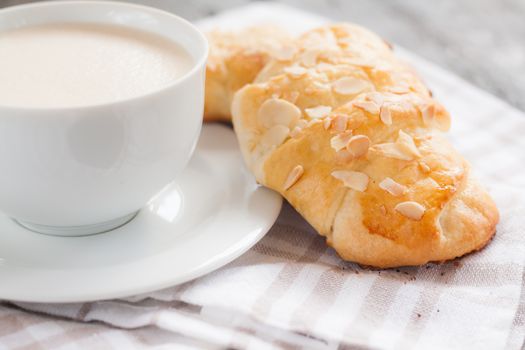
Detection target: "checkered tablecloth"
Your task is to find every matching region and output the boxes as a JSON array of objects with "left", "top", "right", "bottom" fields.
[{"left": 1, "top": 3, "right": 524, "bottom": 350}]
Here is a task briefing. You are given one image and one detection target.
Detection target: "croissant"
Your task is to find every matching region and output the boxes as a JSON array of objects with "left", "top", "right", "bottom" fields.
[
  {"left": 204, "top": 26, "right": 293, "bottom": 121},
  {"left": 231, "top": 24, "right": 499, "bottom": 268}
]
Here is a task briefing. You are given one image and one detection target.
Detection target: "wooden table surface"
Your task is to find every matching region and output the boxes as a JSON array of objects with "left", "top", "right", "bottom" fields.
[{"left": 3, "top": 0, "right": 524, "bottom": 112}]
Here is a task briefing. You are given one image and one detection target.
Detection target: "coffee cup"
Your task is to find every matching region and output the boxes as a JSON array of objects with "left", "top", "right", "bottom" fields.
[{"left": 0, "top": 1, "right": 208, "bottom": 235}]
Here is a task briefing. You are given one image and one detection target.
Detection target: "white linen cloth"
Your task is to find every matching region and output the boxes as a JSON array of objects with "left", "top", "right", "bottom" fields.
[{"left": 1, "top": 3, "right": 524, "bottom": 349}]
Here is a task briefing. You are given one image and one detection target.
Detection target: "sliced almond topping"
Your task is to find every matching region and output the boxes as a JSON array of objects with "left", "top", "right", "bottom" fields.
[
  {"left": 371, "top": 130, "right": 421, "bottom": 161},
  {"left": 379, "top": 177, "right": 407, "bottom": 196},
  {"left": 379, "top": 106, "right": 392, "bottom": 125},
  {"left": 397, "top": 130, "right": 422, "bottom": 158},
  {"left": 293, "top": 119, "right": 308, "bottom": 129},
  {"left": 257, "top": 98, "right": 301, "bottom": 128},
  {"left": 353, "top": 100, "right": 380, "bottom": 115},
  {"left": 308, "top": 119, "right": 322, "bottom": 127},
  {"left": 283, "top": 165, "right": 304, "bottom": 190},
  {"left": 332, "top": 77, "right": 369, "bottom": 95},
  {"left": 347, "top": 135, "right": 370, "bottom": 158},
  {"left": 388, "top": 85, "right": 410, "bottom": 94},
  {"left": 283, "top": 66, "right": 307, "bottom": 78},
  {"left": 395, "top": 201, "right": 425, "bottom": 220},
  {"left": 313, "top": 81, "right": 330, "bottom": 90},
  {"left": 332, "top": 114, "right": 349, "bottom": 132},
  {"left": 344, "top": 57, "right": 375, "bottom": 68},
  {"left": 305, "top": 105, "right": 332, "bottom": 119},
  {"left": 388, "top": 100, "right": 413, "bottom": 113},
  {"left": 331, "top": 170, "right": 369, "bottom": 192},
  {"left": 261, "top": 125, "right": 289, "bottom": 147},
  {"left": 274, "top": 46, "right": 296, "bottom": 61},
  {"left": 419, "top": 161, "right": 431, "bottom": 173},
  {"left": 419, "top": 103, "right": 435, "bottom": 125},
  {"left": 330, "top": 131, "right": 353, "bottom": 151},
  {"left": 290, "top": 120, "right": 308, "bottom": 138},
  {"left": 367, "top": 92, "right": 384, "bottom": 106},
  {"left": 323, "top": 117, "right": 332, "bottom": 130},
  {"left": 311, "top": 69, "right": 329, "bottom": 81},
  {"left": 371, "top": 143, "right": 413, "bottom": 161},
  {"left": 300, "top": 50, "right": 319, "bottom": 66},
  {"left": 379, "top": 205, "right": 387, "bottom": 215}
]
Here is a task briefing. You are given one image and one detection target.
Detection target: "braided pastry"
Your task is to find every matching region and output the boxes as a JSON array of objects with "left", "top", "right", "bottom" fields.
[
  {"left": 205, "top": 26, "right": 293, "bottom": 121},
  {"left": 231, "top": 24, "right": 498, "bottom": 267}
]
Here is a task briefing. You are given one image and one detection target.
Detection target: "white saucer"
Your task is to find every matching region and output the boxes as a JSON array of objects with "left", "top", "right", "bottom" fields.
[{"left": 0, "top": 124, "right": 282, "bottom": 303}]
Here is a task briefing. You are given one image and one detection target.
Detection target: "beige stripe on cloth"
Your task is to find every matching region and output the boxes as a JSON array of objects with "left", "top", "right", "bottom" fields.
[{"left": 252, "top": 226, "right": 329, "bottom": 320}]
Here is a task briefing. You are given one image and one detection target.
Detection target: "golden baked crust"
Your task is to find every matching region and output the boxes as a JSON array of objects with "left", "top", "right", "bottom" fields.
[
  {"left": 204, "top": 27, "right": 293, "bottom": 121},
  {"left": 232, "top": 23, "right": 499, "bottom": 268}
]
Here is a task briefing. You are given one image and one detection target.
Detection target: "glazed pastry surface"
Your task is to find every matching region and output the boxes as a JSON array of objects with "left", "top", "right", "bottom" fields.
[
  {"left": 205, "top": 26, "right": 293, "bottom": 121},
  {"left": 231, "top": 24, "right": 499, "bottom": 267}
]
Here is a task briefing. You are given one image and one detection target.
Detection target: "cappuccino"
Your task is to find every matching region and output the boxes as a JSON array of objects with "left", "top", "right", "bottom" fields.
[{"left": 0, "top": 23, "right": 193, "bottom": 107}]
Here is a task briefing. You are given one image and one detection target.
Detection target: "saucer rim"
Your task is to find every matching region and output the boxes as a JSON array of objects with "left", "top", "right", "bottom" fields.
[{"left": 0, "top": 124, "right": 282, "bottom": 303}]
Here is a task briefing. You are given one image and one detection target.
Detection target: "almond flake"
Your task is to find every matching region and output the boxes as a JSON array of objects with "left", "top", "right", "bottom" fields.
[
  {"left": 379, "top": 205, "right": 387, "bottom": 215},
  {"left": 347, "top": 135, "right": 370, "bottom": 158},
  {"left": 371, "top": 143, "right": 412, "bottom": 160},
  {"left": 397, "top": 130, "right": 422, "bottom": 158},
  {"left": 283, "top": 66, "right": 307, "bottom": 78},
  {"left": 395, "top": 201, "right": 425, "bottom": 220},
  {"left": 379, "top": 177, "right": 407, "bottom": 196},
  {"left": 371, "top": 130, "right": 421, "bottom": 161},
  {"left": 419, "top": 103, "right": 435, "bottom": 125},
  {"left": 274, "top": 46, "right": 296, "bottom": 61},
  {"left": 331, "top": 170, "right": 369, "bottom": 192},
  {"left": 290, "top": 120, "right": 308, "bottom": 138},
  {"left": 323, "top": 118, "right": 332, "bottom": 130},
  {"left": 313, "top": 81, "right": 330, "bottom": 90},
  {"left": 389, "top": 100, "right": 413, "bottom": 113},
  {"left": 300, "top": 50, "right": 319, "bottom": 66},
  {"left": 332, "top": 77, "right": 369, "bottom": 95},
  {"left": 388, "top": 86, "right": 410, "bottom": 94},
  {"left": 261, "top": 125, "right": 289, "bottom": 147},
  {"left": 379, "top": 106, "right": 392, "bottom": 125},
  {"left": 330, "top": 131, "right": 353, "bottom": 151},
  {"left": 308, "top": 119, "right": 322, "bottom": 127},
  {"left": 353, "top": 100, "right": 380, "bottom": 115},
  {"left": 332, "top": 114, "right": 349, "bottom": 132},
  {"left": 367, "top": 92, "right": 384, "bottom": 106},
  {"left": 283, "top": 165, "right": 304, "bottom": 190},
  {"left": 305, "top": 105, "right": 332, "bottom": 119},
  {"left": 258, "top": 98, "right": 301, "bottom": 128},
  {"left": 344, "top": 57, "right": 375, "bottom": 68},
  {"left": 293, "top": 119, "right": 308, "bottom": 129}
]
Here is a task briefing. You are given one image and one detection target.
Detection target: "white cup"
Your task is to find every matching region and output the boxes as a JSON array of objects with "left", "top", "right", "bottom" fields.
[{"left": 0, "top": 1, "right": 208, "bottom": 236}]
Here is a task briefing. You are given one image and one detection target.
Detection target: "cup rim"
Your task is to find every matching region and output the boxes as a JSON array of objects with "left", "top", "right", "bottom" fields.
[{"left": 0, "top": 0, "right": 209, "bottom": 112}]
